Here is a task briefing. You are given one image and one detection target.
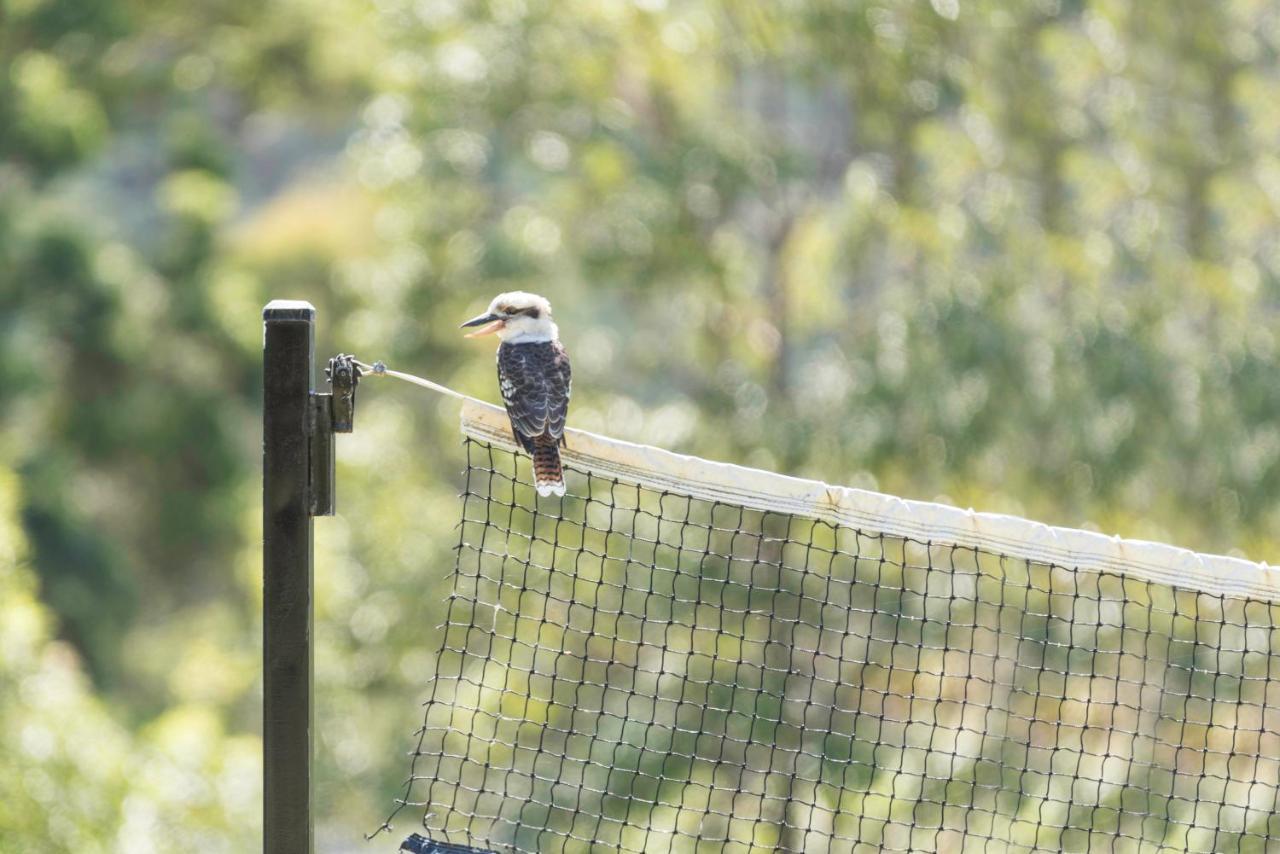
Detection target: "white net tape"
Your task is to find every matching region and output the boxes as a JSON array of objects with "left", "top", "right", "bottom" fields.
[{"left": 460, "top": 399, "right": 1277, "bottom": 604}]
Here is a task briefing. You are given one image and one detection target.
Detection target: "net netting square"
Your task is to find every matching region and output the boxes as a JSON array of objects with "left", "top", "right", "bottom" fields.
[{"left": 384, "top": 406, "right": 1280, "bottom": 853}]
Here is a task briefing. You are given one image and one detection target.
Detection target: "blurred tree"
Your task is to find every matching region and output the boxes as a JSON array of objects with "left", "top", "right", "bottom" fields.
[
  {"left": 349, "top": 0, "right": 1280, "bottom": 549},
  {"left": 3, "top": 0, "right": 1280, "bottom": 847},
  {"left": 0, "top": 0, "right": 379, "bottom": 846},
  {"left": 0, "top": 0, "right": 374, "bottom": 690},
  {"left": 0, "top": 467, "right": 261, "bottom": 852}
]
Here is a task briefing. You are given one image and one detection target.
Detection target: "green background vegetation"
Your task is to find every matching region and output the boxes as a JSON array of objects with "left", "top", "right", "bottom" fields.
[{"left": 1, "top": 0, "right": 1278, "bottom": 850}]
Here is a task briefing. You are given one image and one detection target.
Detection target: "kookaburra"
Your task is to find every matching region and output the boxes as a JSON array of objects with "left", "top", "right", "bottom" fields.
[{"left": 461, "top": 292, "right": 571, "bottom": 497}]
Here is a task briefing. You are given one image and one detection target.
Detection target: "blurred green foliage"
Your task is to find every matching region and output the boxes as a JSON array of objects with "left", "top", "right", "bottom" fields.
[{"left": 1, "top": 0, "right": 1279, "bottom": 849}]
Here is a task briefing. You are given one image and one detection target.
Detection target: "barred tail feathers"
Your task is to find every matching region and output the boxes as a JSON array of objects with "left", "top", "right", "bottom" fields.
[{"left": 532, "top": 437, "right": 565, "bottom": 497}]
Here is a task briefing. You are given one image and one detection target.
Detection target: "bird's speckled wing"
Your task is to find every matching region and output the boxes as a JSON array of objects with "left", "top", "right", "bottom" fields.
[{"left": 496, "top": 340, "right": 572, "bottom": 453}]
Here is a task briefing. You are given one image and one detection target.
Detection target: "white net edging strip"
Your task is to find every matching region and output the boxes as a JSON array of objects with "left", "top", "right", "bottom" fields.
[{"left": 460, "top": 399, "right": 1278, "bottom": 604}]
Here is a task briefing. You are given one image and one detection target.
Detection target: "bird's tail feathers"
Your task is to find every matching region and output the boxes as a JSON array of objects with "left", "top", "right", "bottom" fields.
[{"left": 532, "top": 439, "right": 566, "bottom": 497}]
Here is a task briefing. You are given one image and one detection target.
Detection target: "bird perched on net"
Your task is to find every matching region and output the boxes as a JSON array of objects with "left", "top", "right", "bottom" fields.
[{"left": 461, "top": 292, "right": 571, "bottom": 497}]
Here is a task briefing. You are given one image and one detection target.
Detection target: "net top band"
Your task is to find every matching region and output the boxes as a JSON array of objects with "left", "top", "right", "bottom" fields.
[{"left": 461, "top": 399, "right": 1280, "bottom": 603}]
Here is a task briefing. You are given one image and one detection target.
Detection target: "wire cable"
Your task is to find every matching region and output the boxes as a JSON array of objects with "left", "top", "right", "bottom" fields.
[{"left": 353, "top": 359, "right": 475, "bottom": 403}]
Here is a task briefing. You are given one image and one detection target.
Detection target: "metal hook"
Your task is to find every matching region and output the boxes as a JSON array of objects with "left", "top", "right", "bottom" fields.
[{"left": 326, "top": 353, "right": 362, "bottom": 433}]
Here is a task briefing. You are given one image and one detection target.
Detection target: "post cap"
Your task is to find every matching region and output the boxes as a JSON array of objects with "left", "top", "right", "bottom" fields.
[{"left": 263, "top": 300, "right": 316, "bottom": 321}]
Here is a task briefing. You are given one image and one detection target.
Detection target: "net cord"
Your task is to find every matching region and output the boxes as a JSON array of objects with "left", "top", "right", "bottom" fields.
[
  {"left": 357, "top": 360, "right": 1279, "bottom": 603},
  {"left": 354, "top": 359, "right": 470, "bottom": 401}
]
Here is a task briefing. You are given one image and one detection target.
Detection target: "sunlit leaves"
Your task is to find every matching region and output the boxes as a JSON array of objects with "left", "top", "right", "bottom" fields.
[{"left": 6, "top": 52, "right": 108, "bottom": 175}]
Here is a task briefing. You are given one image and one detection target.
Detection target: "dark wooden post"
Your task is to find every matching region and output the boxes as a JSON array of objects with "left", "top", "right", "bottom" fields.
[{"left": 262, "top": 300, "right": 316, "bottom": 854}]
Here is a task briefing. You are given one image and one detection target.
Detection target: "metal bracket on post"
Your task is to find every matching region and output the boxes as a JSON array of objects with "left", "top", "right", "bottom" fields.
[
  {"left": 309, "top": 354, "right": 361, "bottom": 517},
  {"left": 327, "top": 353, "right": 360, "bottom": 433}
]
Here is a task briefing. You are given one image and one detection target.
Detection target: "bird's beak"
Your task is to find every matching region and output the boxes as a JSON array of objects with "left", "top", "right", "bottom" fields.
[{"left": 461, "top": 312, "right": 504, "bottom": 338}]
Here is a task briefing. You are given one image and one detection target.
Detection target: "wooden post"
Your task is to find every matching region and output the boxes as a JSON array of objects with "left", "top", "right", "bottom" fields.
[{"left": 262, "top": 300, "right": 316, "bottom": 854}]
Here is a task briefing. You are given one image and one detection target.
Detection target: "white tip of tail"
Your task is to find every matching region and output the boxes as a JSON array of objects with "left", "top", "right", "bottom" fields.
[{"left": 536, "top": 481, "right": 566, "bottom": 497}]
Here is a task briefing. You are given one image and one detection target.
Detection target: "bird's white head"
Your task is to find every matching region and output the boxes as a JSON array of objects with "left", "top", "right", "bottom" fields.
[{"left": 460, "top": 291, "right": 558, "bottom": 344}]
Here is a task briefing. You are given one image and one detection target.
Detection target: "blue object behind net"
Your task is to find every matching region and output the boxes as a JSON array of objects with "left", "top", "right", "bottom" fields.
[{"left": 399, "top": 832, "right": 497, "bottom": 853}]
